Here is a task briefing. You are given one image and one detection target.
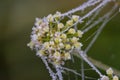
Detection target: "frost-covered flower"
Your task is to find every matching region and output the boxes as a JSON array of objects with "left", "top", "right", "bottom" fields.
[
  {"left": 64, "top": 52, "right": 71, "bottom": 60},
  {"left": 47, "top": 14, "right": 54, "bottom": 22},
  {"left": 61, "top": 34, "right": 67, "bottom": 39},
  {"left": 72, "top": 15, "right": 79, "bottom": 22},
  {"left": 66, "top": 20, "right": 73, "bottom": 26},
  {"left": 58, "top": 23, "right": 64, "bottom": 29},
  {"left": 65, "top": 44, "right": 71, "bottom": 50},
  {"left": 38, "top": 50, "right": 45, "bottom": 56},
  {"left": 35, "top": 18, "right": 42, "bottom": 26},
  {"left": 106, "top": 68, "right": 113, "bottom": 75},
  {"left": 50, "top": 41, "right": 55, "bottom": 46},
  {"left": 54, "top": 37, "right": 62, "bottom": 43},
  {"left": 113, "top": 76, "right": 119, "bottom": 80},
  {"left": 28, "top": 11, "right": 83, "bottom": 66},
  {"left": 53, "top": 11, "right": 61, "bottom": 19},
  {"left": 71, "top": 37, "right": 79, "bottom": 43},
  {"left": 77, "top": 30, "right": 83, "bottom": 37},
  {"left": 59, "top": 43, "right": 64, "bottom": 48},
  {"left": 53, "top": 51, "right": 61, "bottom": 60},
  {"left": 43, "top": 42, "right": 50, "bottom": 49},
  {"left": 27, "top": 41, "right": 34, "bottom": 49},
  {"left": 74, "top": 42, "right": 83, "bottom": 48},
  {"left": 68, "top": 28, "right": 76, "bottom": 34}
]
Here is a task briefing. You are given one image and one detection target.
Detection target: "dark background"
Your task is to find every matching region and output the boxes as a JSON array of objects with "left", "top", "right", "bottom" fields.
[{"left": 0, "top": 0, "right": 120, "bottom": 80}]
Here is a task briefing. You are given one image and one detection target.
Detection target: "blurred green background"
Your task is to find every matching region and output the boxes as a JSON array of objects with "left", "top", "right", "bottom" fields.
[{"left": 0, "top": 0, "right": 120, "bottom": 80}]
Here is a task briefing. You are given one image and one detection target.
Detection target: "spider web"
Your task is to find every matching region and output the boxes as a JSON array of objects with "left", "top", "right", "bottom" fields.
[
  {"left": 36, "top": 0, "right": 119, "bottom": 80},
  {"left": 59, "top": 0, "right": 119, "bottom": 80}
]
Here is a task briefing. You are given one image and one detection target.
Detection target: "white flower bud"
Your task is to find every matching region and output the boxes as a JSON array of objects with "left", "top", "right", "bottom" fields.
[
  {"left": 74, "top": 42, "right": 83, "bottom": 48},
  {"left": 50, "top": 41, "right": 55, "bottom": 46},
  {"left": 50, "top": 34, "right": 53, "bottom": 37},
  {"left": 35, "top": 18, "right": 42, "bottom": 26},
  {"left": 65, "top": 44, "right": 71, "bottom": 50},
  {"left": 47, "top": 14, "right": 54, "bottom": 22},
  {"left": 38, "top": 50, "right": 45, "bottom": 56},
  {"left": 113, "top": 76, "right": 119, "bottom": 80},
  {"left": 54, "top": 32, "right": 60, "bottom": 37},
  {"left": 54, "top": 11, "right": 61, "bottom": 17},
  {"left": 43, "top": 26, "right": 49, "bottom": 32},
  {"left": 64, "top": 52, "right": 71, "bottom": 60},
  {"left": 106, "top": 68, "right": 113, "bottom": 75},
  {"left": 71, "top": 37, "right": 79, "bottom": 43},
  {"left": 72, "top": 15, "right": 79, "bottom": 22},
  {"left": 43, "top": 42, "right": 50, "bottom": 49},
  {"left": 53, "top": 51, "right": 61, "bottom": 60},
  {"left": 54, "top": 38, "right": 62, "bottom": 43},
  {"left": 66, "top": 20, "right": 73, "bottom": 26},
  {"left": 77, "top": 30, "right": 83, "bottom": 37},
  {"left": 68, "top": 28, "right": 76, "bottom": 34},
  {"left": 58, "top": 23, "right": 64, "bottom": 29},
  {"left": 59, "top": 43, "right": 64, "bottom": 48},
  {"left": 31, "top": 34, "right": 38, "bottom": 41},
  {"left": 61, "top": 34, "right": 67, "bottom": 39},
  {"left": 27, "top": 41, "right": 34, "bottom": 49}
]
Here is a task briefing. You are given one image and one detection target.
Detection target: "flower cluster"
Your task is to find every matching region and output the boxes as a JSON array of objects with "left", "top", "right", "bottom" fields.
[
  {"left": 27, "top": 11, "right": 83, "bottom": 66},
  {"left": 100, "top": 68, "right": 119, "bottom": 80}
]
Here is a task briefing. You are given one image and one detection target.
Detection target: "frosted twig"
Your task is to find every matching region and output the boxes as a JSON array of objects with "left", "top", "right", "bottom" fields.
[
  {"left": 62, "top": 67, "right": 96, "bottom": 79},
  {"left": 62, "top": 0, "right": 102, "bottom": 16},
  {"left": 56, "top": 67, "right": 63, "bottom": 80},
  {"left": 81, "top": 59, "right": 85, "bottom": 80},
  {"left": 83, "top": 4, "right": 118, "bottom": 33},
  {"left": 84, "top": 31, "right": 97, "bottom": 42},
  {"left": 88, "top": 57, "right": 120, "bottom": 77},
  {"left": 80, "top": 68, "right": 93, "bottom": 71},
  {"left": 41, "top": 57, "right": 57, "bottom": 80},
  {"left": 81, "top": 6, "right": 102, "bottom": 30},
  {"left": 84, "top": 4, "right": 118, "bottom": 53},
  {"left": 79, "top": 51, "right": 103, "bottom": 77},
  {"left": 62, "top": 67, "right": 81, "bottom": 76},
  {"left": 78, "top": 0, "right": 111, "bottom": 23},
  {"left": 62, "top": 0, "right": 112, "bottom": 34}
]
